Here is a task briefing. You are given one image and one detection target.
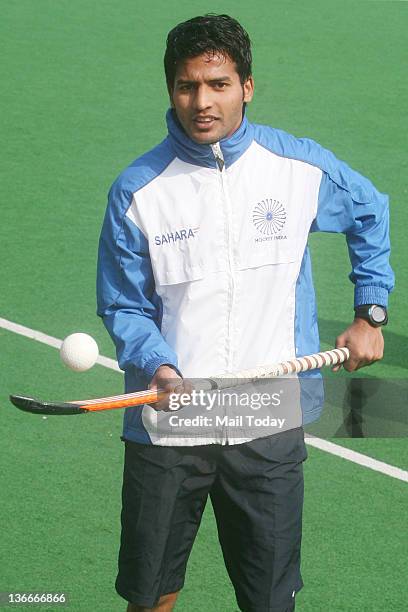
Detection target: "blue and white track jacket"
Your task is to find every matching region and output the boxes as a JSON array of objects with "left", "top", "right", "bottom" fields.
[{"left": 97, "top": 110, "right": 394, "bottom": 445}]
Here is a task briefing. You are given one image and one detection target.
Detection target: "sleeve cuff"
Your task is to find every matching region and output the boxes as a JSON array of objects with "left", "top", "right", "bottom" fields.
[
  {"left": 354, "top": 285, "right": 389, "bottom": 308},
  {"left": 143, "top": 356, "right": 181, "bottom": 380}
]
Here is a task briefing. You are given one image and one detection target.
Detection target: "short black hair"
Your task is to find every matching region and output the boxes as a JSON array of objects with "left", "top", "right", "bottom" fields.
[{"left": 164, "top": 14, "right": 252, "bottom": 91}]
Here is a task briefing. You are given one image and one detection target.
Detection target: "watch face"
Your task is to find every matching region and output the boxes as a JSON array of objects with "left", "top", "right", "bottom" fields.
[{"left": 370, "top": 305, "right": 387, "bottom": 323}]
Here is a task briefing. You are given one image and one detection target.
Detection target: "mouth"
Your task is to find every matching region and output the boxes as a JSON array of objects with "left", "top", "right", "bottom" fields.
[{"left": 192, "top": 116, "right": 219, "bottom": 130}]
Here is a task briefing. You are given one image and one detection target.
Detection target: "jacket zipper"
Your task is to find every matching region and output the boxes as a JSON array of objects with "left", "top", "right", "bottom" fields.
[{"left": 211, "top": 142, "right": 235, "bottom": 444}]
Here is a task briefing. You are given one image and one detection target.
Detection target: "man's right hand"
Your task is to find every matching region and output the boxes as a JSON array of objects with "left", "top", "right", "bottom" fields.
[{"left": 148, "top": 365, "right": 192, "bottom": 411}]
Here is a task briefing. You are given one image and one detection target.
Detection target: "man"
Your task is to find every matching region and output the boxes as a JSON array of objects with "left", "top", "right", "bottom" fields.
[{"left": 97, "top": 14, "right": 393, "bottom": 612}]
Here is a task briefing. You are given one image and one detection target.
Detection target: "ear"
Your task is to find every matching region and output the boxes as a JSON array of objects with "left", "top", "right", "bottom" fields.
[
  {"left": 243, "top": 76, "right": 254, "bottom": 103},
  {"left": 167, "top": 85, "right": 175, "bottom": 108}
]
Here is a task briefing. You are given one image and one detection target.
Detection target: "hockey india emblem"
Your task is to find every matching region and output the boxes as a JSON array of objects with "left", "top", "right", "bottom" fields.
[{"left": 252, "top": 198, "right": 287, "bottom": 235}]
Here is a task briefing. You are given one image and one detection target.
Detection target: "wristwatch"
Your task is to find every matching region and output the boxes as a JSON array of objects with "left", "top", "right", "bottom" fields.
[{"left": 354, "top": 304, "right": 388, "bottom": 327}]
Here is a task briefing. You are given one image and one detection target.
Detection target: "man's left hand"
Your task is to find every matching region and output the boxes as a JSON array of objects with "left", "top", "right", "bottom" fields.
[{"left": 332, "top": 317, "right": 384, "bottom": 372}]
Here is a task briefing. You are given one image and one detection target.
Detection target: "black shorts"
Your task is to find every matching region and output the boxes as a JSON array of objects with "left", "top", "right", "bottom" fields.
[{"left": 115, "top": 428, "right": 307, "bottom": 612}]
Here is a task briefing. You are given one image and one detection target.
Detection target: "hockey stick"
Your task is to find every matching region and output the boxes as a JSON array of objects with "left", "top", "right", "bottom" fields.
[{"left": 9, "top": 347, "right": 349, "bottom": 415}]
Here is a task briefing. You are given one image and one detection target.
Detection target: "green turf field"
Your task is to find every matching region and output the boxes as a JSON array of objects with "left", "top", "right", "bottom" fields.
[{"left": 1, "top": 1, "right": 407, "bottom": 610}]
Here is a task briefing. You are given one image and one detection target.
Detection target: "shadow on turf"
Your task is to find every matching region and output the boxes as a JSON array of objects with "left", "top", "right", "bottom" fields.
[{"left": 303, "top": 319, "right": 408, "bottom": 438}]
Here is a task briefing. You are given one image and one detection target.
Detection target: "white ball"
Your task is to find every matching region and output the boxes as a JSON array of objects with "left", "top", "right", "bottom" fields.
[{"left": 60, "top": 333, "right": 99, "bottom": 372}]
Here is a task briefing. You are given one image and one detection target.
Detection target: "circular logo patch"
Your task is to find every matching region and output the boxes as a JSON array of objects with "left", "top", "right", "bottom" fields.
[{"left": 252, "top": 199, "right": 287, "bottom": 235}]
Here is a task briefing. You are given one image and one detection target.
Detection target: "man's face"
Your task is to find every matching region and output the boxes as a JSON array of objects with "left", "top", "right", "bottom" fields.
[{"left": 170, "top": 52, "right": 254, "bottom": 145}]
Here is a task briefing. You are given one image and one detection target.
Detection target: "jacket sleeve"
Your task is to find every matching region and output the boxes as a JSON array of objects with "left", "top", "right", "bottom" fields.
[
  {"left": 96, "top": 180, "right": 179, "bottom": 377},
  {"left": 310, "top": 156, "right": 394, "bottom": 307}
]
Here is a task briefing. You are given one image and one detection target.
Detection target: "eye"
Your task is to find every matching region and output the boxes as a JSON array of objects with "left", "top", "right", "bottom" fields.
[
  {"left": 213, "top": 82, "right": 227, "bottom": 90},
  {"left": 178, "top": 83, "right": 193, "bottom": 92}
]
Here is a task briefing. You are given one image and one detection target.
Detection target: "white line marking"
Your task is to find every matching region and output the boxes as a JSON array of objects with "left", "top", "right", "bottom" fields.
[
  {"left": 0, "top": 316, "right": 121, "bottom": 372},
  {"left": 305, "top": 435, "right": 408, "bottom": 482},
  {"left": 1, "top": 316, "right": 407, "bottom": 482}
]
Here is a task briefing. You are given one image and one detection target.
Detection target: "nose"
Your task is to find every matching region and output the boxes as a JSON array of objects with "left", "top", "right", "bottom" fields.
[{"left": 194, "top": 85, "right": 212, "bottom": 111}]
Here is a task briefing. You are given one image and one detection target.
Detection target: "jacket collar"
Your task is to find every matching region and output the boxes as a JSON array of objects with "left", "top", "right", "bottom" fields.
[{"left": 166, "top": 108, "right": 254, "bottom": 169}]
